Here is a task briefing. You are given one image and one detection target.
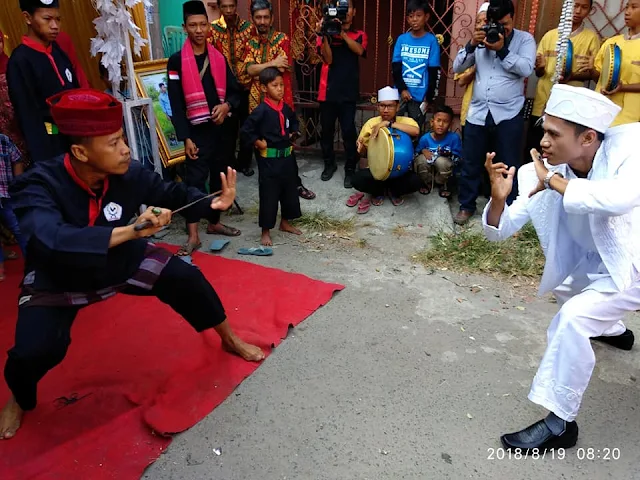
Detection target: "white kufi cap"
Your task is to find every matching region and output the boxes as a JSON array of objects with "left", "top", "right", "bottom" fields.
[
  {"left": 478, "top": 2, "right": 490, "bottom": 13},
  {"left": 378, "top": 86, "right": 400, "bottom": 102},
  {"left": 545, "top": 84, "right": 621, "bottom": 133}
]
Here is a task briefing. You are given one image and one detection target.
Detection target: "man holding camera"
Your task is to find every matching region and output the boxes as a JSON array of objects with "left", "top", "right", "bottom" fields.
[
  {"left": 452, "top": 0, "right": 535, "bottom": 225},
  {"left": 317, "top": 0, "right": 367, "bottom": 188}
]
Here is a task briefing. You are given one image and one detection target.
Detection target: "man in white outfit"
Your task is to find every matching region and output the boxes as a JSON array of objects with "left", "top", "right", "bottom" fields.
[{"left": 483, "top": 83, "right": 639, "bottom": 451}]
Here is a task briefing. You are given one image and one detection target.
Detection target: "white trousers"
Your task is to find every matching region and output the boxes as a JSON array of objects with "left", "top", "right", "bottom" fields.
[{"left": 528, "top": 254, "right": 640, "bottom": 421}]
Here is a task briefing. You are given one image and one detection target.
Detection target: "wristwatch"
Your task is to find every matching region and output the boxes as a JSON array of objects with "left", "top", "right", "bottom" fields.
[{"left": 543, "top": 171, "right": 563, "bottom": 189}]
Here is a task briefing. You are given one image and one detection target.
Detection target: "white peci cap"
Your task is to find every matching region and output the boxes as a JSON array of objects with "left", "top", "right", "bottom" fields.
[
  {"left": 377, "top": 86, "right": 400, "bottom": 102},
  {"left": 545, "top": 84, "right": 621, "bottom": 133}
]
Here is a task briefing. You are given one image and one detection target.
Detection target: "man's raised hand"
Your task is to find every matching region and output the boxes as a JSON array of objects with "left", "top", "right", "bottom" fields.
[{"left": 484, "top": 152, "right": 515, "bottom": 202}]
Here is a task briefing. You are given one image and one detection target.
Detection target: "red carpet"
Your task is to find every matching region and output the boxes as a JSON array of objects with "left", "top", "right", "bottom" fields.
[{"left": 0, "top": 244, "right": 343, "bottom": 479}]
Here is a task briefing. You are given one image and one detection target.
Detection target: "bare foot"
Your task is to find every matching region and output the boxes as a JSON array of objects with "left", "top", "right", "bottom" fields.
[
  {"left": 279, "top": 219, "right": 302, "bottom": 235},
  {"left": 222, "top": 336, "right": 265, "bottom": 362},
  {"left": 261, "top": 229, "right": 273, "bottom": 246},
  {"left": 0, "top": 396, "right": 23, "bottom": 440}
]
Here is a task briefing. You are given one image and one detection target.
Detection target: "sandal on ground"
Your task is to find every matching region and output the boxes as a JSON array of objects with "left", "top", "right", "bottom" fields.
[
  {"left": 346, "top": 192, "right": 365, "bottom": 207},
  {"left": 390, "top": 195, "right": 405, "bottom": 206},
  {"left": 357, "top": 198, "right": 371, "bottom": 214},
  {"left": 439, "top": 184, "right": 451, "bottom": 198},
  {"left": 206, "top": 224, "right": 241, "bottom": 236},
  {"left": 419, "top": 186, "right": 431, "bottom": 195},
  {"left": 176, "top": 242, "right": 202, "bottom": 256},
  {"left": 371, "top": 196, "right": 384, "bottom": 207},
  {"left": 298, "top": 185, "right": 316, "bottom": 200}
]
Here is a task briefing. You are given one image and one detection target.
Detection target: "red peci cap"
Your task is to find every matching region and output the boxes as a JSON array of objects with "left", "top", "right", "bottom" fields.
[{"left": 47, "top": 89, "right": 123, "bottom": 137}]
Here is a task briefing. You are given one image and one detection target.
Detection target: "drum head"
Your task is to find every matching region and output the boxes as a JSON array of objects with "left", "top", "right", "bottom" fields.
[
  {"left": 368, "top": 127, "right": 393, "bottom": 181},
  {"left": 602, "top": 43, "right": 622, "bottom": 91},
  {"left": 562, "top": 40, "right": 573, "bottom": 78}
]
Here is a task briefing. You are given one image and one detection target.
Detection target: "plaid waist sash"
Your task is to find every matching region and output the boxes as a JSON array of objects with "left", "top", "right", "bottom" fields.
[
  {"left": 18, "top": 243, "right": 174, "bottom": 308},
  {"left": 258, "top": 146, "right": 293, "bottom": 158}
]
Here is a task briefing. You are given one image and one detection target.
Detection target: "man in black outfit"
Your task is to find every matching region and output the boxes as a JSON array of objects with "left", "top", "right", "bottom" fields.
[
  {"left": 316, "top": 0, "right": 367, "bottom": 188},
  {"left": 167, "top": 1, "right": 244, "bottom": 256}
]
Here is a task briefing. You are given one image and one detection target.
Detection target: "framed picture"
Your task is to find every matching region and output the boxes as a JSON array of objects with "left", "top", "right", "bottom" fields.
[{"left": 133, "top": 59, "right": 185, "bottom": 167}]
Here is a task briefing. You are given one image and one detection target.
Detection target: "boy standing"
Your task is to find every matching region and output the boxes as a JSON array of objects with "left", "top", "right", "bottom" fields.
[
  {"left": 7, "top": 0, "right": 80, "bottom": 164},
  {"left": 392, "top": 0, "right": 441, "bottom": 127},
  {"left": 414, "top": 104, "right": 462, "bottom": 199},
  {"left": 241, "top": 68, "right": 302, "bottom": 246},
  {"left": 527, "top": 0, "right": 599, "bottom": 153},
  {"left": 317, "top": 0, "right": 367, "bottom": 187}
]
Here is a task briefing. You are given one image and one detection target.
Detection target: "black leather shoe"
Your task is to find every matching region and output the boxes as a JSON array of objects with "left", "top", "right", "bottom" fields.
[
  {"left": 344, "top": 171, "right": 354, "bottom": 188},
  {"left": 242, "top": 168, "right": 255, "bottom": 177},
  {"left": 321, "top": 163, "right": 337, "bottom": 181},
  {"left": 501, "top": 418, "right": 578, "bottom": 452},
  {"left": 593, "top": 329, "right": 634, "bottom": 351}
]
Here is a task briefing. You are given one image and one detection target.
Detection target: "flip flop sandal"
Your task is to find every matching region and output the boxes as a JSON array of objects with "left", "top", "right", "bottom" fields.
[
  {"left": 419, "top": 186, "right": 431, "bottom": 195},
  {"left": 209, "top": 239, "right": 230, "bottom": 251},
  {"left": 390, "top": 196, "right": 405, "bottom": 206},
  {"left": 357, "top": 199, "right": 371, "bottom": 214},
  {"left": 371, "top": 196, "right": 384, "bottom": 207},
  {"left": 238, "top": 246, "right": 273, "bottom": 256},
  {"left": 298, "top": 186, "right": 316, "bottom": 200},
  {"left": 346, "top": 192, "right": 365, "bottom": 207},
  {"left": 207, "top": 224, "right": 241, "bottom": 236},
  {"left": 176, "top": 242, "right": 202, "bottom": 256},
  {"left": 439, "top": 184, "right": 452, "bottom": 198}
]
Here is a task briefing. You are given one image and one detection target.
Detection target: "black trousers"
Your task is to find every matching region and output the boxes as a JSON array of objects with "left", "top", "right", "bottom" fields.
[
  {"left": 459, "top": 112, "right": 524, "bottom": 212},
  {"left": 398, "top": 100, "right": 425, "bottom": 130},
  {"left": 320, "top": 101, "right": 358, "bottom": 172},
  {"left": 181, "top": 123, "right": 225, "bottom": 224},
  {"left": 258, "top": 154, "right": 301, "bottom": 229},
  {"left": 351, "top": 169, "right": 422, "bottom": 198},
  {"left": 221, "top": 91, "right": 253, "bottom": 171},
  {"left": 4, "top": 256, "right": 227, "bottom": 411}
]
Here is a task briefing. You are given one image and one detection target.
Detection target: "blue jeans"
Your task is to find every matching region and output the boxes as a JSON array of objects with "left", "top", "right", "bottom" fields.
[
  {"left": 458, "top": 112, "right": 524, "bottom": 213},
  {"left": 0, "top": 199, "right": 26, "bottom": 263}
]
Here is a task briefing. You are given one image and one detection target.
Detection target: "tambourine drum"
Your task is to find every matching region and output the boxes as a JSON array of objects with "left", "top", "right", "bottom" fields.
[
  {"left": 368, "top": 127, "right": 414, "bottom": 181},
  {"left": 561, "top": 39, "right": 573, "bottom": 79},
  {"left": 601, "top": 43, "right": 622, "bottom": 91}
]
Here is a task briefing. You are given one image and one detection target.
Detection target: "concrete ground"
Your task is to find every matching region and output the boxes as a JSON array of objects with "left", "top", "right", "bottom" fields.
[{"left": 143, "top": 154, "right": 640, "bottom": 480}]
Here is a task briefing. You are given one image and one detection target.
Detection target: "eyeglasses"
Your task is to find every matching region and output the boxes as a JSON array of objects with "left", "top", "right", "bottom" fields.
[{"left": 378, "top": 103, "right": 396, "bottom": 110}]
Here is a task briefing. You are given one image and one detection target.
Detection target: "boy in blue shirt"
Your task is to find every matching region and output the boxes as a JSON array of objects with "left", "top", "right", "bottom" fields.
[
  {"left": 414, "top": 104, "right": 462, "bottom": 198},
  {"left": 392, "top": 0, "right": 441, "bottom": 127}
]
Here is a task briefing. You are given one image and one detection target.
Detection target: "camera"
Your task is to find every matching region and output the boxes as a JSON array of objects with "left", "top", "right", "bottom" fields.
[
  {"left": 322, "top": 0, "right": 349, "bottom": 37},
  {"left": 482, "top": 21, "right": 505, "bottom": 44}
]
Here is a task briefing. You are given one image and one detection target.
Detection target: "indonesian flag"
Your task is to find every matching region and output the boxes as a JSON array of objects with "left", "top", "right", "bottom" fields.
[{"left": 168, "top": 70, "right": 180, "bottom": 80}]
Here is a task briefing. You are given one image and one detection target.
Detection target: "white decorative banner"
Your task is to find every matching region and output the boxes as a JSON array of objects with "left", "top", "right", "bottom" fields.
[{"left": 90, "top": 0, "right": 151, "bottom": 84}]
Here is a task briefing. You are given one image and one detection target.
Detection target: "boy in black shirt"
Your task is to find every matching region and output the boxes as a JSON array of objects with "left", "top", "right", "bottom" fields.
[
  {"left": 240, "top": 67, "right": 302, "bottom": 246},
  {"left": 316, "top": 0, "right": 367, "bottom": 188}
]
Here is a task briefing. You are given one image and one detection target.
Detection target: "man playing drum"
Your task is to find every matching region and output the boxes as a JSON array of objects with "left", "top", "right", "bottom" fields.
[{"left": 346, "top": 87, "right": 422, "bottom": 214}]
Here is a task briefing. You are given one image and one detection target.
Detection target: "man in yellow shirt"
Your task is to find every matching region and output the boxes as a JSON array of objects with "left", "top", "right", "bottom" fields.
[
  {"left": 591, "top": 0, "right": 640, "bottom": 126},
  {"left": 345, "top": 87, "right": 422, "bottom": 214},
  {"left": 526, "top": 0, "right": 600, "bottom": 154}
]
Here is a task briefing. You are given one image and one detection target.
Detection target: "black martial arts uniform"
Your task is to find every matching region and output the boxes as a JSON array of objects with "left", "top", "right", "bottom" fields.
[
  {"left": 240, "top": 101, "right": 302, "bottom": 229},
  {"left": 5, "top": 156, "right": 227, "bottom": 411},
  {"left": 6, "top": 40, "right": 79, "bottom": 164},
  {"left": 167, "top": 51, "right": 242, "bottom": 225}
]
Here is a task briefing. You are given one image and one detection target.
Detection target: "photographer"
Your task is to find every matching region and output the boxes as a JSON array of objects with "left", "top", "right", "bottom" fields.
[
  {"left": 452, "top": 0, "right": 535, "bottom": 225},
  {"left": 316, "top": 0, "right": 367, "bottom": 188}
]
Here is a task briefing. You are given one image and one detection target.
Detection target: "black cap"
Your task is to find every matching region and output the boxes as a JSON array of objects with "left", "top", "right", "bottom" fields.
[
  {"left": 19, "top": 0, "right": 60, "bottom": 13},
  {"left": 183, "top": 1, "right": 208, "bottom": 20}
]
